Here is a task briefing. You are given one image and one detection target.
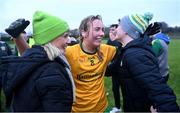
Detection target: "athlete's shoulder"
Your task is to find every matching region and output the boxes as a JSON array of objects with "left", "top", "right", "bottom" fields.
[
  {"left": 100, "top": 44, "right": 116, "bottom": 50},
  {"left": 66, "top": 44, "right": 80, "bottom": 51}
]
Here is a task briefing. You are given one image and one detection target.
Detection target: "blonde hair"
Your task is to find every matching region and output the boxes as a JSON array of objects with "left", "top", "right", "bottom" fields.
[{"left": 79, "top": 15, "right": 104, "bottom": 62}]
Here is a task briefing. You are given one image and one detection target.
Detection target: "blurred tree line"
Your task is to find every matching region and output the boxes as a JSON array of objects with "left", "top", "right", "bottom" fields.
[
  {"left": 69, "top": 21, "right": 180, "bottom": 39},
  {"left": 1, "top": 21, "right": 180, "bottom": 41}
]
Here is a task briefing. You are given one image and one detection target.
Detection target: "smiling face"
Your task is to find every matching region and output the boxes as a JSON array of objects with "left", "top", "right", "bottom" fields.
[
  {"left": 86, "top": 19, "right": 105, "bottom": 48},
  {"left": 81, "top": 18, "right": 104, "bottom": 50},
  {"left": 109, "top": 24, "right": 118, "bottom": 41},
  {"left": 51, "top": 32, "right": 70, "bottom": 52},
  {"left": 79, "top": 15, "right": 105, "bottom": 50},
  {"left": 115, "top": 25, "right": 127, "bottom": 41},
  {"left": 58, "top": 32, "right": 70, "bottom": 50}
]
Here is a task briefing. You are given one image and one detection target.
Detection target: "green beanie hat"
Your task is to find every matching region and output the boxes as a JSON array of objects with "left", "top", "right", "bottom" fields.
[
  {"left": 33, "top": 11, "right": 69, "bottom": 45},
  {"left": 120, "top": 12, "right": 153, "bottom": 39}
]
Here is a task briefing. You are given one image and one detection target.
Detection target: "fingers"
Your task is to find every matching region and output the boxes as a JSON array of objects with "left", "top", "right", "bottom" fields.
[{"left": 5, "top": 18, "right": 30, "bottom": 38}]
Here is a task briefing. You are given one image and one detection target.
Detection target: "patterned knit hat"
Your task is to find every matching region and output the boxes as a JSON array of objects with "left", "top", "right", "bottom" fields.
[
  {"left": 120, "top": 12, "right": 153, "bottom": 39},
  {"left": 33, "top": 11, "right": 69, "bottom": 45}
]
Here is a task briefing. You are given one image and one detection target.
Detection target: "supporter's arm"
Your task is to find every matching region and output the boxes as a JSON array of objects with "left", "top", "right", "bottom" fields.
[{"left": 13, "top": 35, "right": 30, "bottom": 55}]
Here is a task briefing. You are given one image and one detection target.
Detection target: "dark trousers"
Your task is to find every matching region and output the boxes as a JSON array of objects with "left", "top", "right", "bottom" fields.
[{"left": 112, "top": 75, "right": 121, "bottom": 109}]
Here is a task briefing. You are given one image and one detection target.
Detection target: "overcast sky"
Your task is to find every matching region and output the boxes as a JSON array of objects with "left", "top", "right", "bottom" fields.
[{"left": 0, "top": 0, "right": 180, "bottom": 33}]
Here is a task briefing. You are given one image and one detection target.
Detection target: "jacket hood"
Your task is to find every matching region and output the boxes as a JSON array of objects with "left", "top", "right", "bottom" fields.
[{"left": 0, "top": 46, "right": 50, "bottom": 97}]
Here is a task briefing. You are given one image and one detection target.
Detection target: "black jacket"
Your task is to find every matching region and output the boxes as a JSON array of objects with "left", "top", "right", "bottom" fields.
[
  {"left": 106, "top": 36, "right": 179, "bottom": 112},
  {"left": 0, "top": 46, "right": 73, "bottom": 112}
]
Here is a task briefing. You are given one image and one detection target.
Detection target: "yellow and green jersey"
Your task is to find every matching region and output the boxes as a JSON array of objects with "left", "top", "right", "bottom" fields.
[
  {"left": 65, "top": 44, "right": 116, "bottom": 112},
  {"left": 28, "top": 38, "right": 35, "bottom": 48}
]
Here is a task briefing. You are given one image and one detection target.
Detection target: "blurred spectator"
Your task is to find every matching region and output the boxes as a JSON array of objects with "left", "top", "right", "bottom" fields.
[
  {"left": 0, "top": 41, "right": 13, "bottom": 57},
  {"left": 0, "top": 36, "right": 13, "bottom": 111},
  {"left": 152, "top": 31, "right": 170, "bottom": 83},
  {"left": 106, "top": 24, "right": 122, "bottom": 113},
  {"left": 67, "top": 36, "right": 79, "bottom": 46}
]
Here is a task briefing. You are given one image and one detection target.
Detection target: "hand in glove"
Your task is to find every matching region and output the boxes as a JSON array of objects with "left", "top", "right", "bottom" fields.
[
  {"left": 5, "top": 18, "right": 30, "bottom": 38},
  {"left": 142, "top": 22, "right": 161, "bottom": 37}
]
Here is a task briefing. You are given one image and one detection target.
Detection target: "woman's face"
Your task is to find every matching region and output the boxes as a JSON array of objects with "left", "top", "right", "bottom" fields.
[
  {"left": 109, "top": 26, "right": 118, "bottom": 41},
  {"left": 85, "top": 19, "right": 105, "bottom": 48},
  {"left": 115, "top": 25, "right": 126, "bottom": 41},
  {"left": 56, "top": 32, "right": 70, "bottom": 52}
]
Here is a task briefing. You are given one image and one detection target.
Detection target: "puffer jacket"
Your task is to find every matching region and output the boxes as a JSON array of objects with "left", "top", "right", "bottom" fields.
[
  {"left": 106, "top": 36, "right": 179, "bottom": 112},
  {"left": 0, "top": 46, "right": 73, "bottom": 112}
]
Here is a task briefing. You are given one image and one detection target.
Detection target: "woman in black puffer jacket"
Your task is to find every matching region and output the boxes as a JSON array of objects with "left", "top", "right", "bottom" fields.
[
  {"left": 106, "top": 12, "right": 179, "bottom": 112},
  {"left": 1, "top": 11, "right": 75, "bottom": 112}
]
